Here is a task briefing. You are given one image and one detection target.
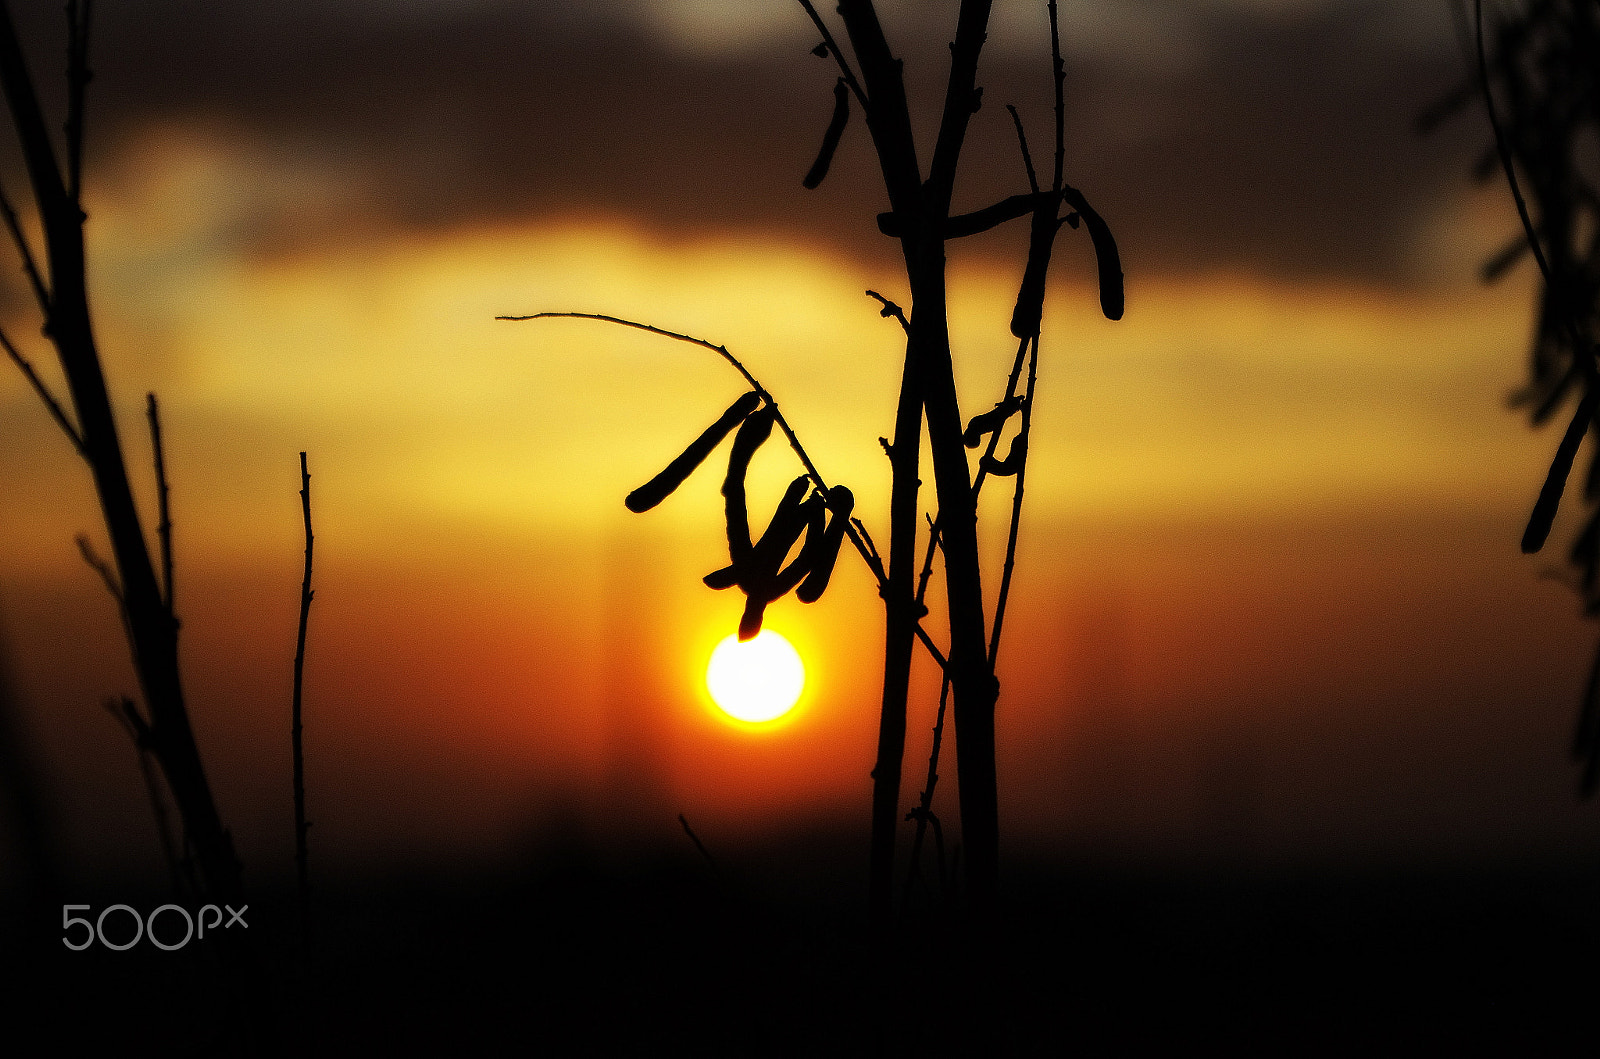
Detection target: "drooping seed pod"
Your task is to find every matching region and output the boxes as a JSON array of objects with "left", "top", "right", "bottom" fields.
[
  {"left": 626, "top": 391, "right": 762, "bottom": 513},
  {"left": 963, "top": 396, "right": 1025, "bottom": 449},
  {"left": 737, "top": 475, "right": 813, "bottom": 641},
  {"left": 1062, "top": 185, "right": 1124, "bottom": 322},
  {"left": 803, "top": 78, "right": 850, "bottom": 190},
  {"left": 747, "top": 476, "right": 813, "bottom": 585},
  {"left": 775, "top": 494, "right": 828, "bottom": 598},
  {"left": 1009, "top": 204, "right": 1059, "bottom": 339},
  {"left": 702, "top": 564, "right": 739, "bottom": 590},
  {"left": 723, "top": 405, "right": 776, "bottom": 567},
  {"left": 1523, "top": 387, "right": 1598, "bottom": 553},
  {"left": 980, "top": 431, "right": 1027, "bottom": 477},
  {"left": 797, "top": 486, "right": 854, "bottom": 604}
]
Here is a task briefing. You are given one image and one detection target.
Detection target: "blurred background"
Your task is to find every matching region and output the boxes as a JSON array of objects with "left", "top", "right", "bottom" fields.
[{"left": 2, "top": 0, "right": 1596, "bottom": 899}]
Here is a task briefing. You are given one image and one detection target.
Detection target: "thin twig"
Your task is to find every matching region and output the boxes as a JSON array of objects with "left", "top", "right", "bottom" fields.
[
  {"left": 292, "top": 452, "right": 314, "bottom": 946},
  {"left": 914, "top": 333, "right": 1031, "bottom": 610},
  {"left": 901, "top": 673, "right": 952, "bottom": 911},
  {"left": 146, "top": 394, "right": 172, "bottom": 609},
  {"left": 501, "top": 311, "right": 950, "bottom": 670},
  {"left": 65, "top": 0, "right": 93, "bottom": 202},
  {"left": 1, "top": 326, "right": 84, "bottom": 456},
  {"left": 796, "top": 0, "right": 869, "bottom": 109},
  {"left": 865, "top": 289, "right": 909, "bottom": 333},
  {"left": 75, "top": 533, "right": 121, "bottom": 606},
  {"left": 1006, "top": 105, "right": 1040, "bottom": 196},
  {"left": 1049, "top": 0, "right": 1066, "bottom": 194},
  {"left": 1474, "top": 0, "right": 1555, "bottom": 292},
  {"left": 678, "top": 813, "right": 720, "bottom": 877},
  {"left": 988, "top": 336, "right": 1039, "bottom": 667},
  {"left": 76, "top": 532, "right": 132, "bottom": 649},
  {"left": 104, "top": 695, "right": 189, "bottom": 895},
  {"left": 0, "top": 180, "right": 49, "bottom": 314}
]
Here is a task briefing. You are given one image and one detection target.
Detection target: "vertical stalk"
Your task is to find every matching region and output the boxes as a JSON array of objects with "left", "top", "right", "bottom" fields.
[
  {"left": 836, "top": 0, "right": 1002, "bottom": 911},
  {"left": 293, "top": 452, "right": 314, "bottom": 944}
]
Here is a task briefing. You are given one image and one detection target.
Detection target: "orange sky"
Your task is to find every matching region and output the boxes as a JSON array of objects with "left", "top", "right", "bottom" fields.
[{"left": 3, "top": 4, "right": 1599, "bottom": 890}]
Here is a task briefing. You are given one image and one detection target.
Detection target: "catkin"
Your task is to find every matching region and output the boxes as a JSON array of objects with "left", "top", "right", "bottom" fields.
[
  {"left": 803, "top": 78, "right": 851, "bottom": 190},
  {"left": 626, "top": 391, "right": 761, "bottom": 513},
  {"left": 797, "top": 486, "right": 854, "bottom": 603},
  {"left": 723, "top": 405, "right": 777, "bottom": 566}
]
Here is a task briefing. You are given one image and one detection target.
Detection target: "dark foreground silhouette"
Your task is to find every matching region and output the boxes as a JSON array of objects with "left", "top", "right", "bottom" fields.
[{"left": 12, "top": 827, "right": 1598, "bottom": 1056}]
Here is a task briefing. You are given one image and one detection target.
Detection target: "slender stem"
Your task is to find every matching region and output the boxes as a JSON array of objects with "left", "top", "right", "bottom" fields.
[
  {"left": 915, "top": 334, "right": 1030, "bottom": 610},
  {"left": 0, "top": 179, "right": 50, "bottom": 314},
  {"left": 146, "top": 394, "right": 172, "bottom": 609},
  {"left": 796, "top": 0, "right": 868, "bottom": 109},
  {"left": 988, "top": 336, "right": 1038, "bottom": 667},
  {"left": 901, "top": 672, "right": 951, "bottom": 911},
  {"left": 1473, "top": 0, "right": 1554, "bottom": 292},
  {"left": 292, "top": 451, "right": 314, "bottom": 945},
  {"left": 1049, "top": 0, "right": 1065, "bottom": 195},
  {"left": 65, "top": 0, "right": 92, "bottom": 202},
  {"left": 1, "top": 326, "right": 84, "bottom": 455}
]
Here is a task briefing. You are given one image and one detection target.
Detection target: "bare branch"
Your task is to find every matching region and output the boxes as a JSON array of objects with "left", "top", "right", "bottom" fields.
[
  {"left": 146, "top": 394, "right": 173, "bottom": 608},
  {"left": 865, "top": 289, "right": 909, "bottom": 332},
  {"left": 1473, "top": 0, "right": 1554, "bottom": 294},
  {"left": 1049, "top": 0, "right": 1066, "bottom": 194},
  {"left": 1, "top": 326, "right": 84, "bottom": 456},
  {"left": 877, "top": 192, "right": 1044, "bottom": 240},
  {"left": 293, "top": 451, "right": 314, "bottom": 945},
  {"left": 501, "top": 311, "right": 949, "bottom": 671},
  {"left": 0, "top": 178, "right": 50, "bottom": 313},
  {"left": 988, "top": 337, "right": 1039, "bottom": 666},
  {"left": 65, "top": 0, "right": 94, "bottom": 201},
  {"left": 1006, "top": 104, "right": 1040, "bottom": 195},
  {"left": 76, "top": 533, "right": 122, "bottom": 607},
  {"left": 795, "top": 0, "right": 868, "bottom": 109}
]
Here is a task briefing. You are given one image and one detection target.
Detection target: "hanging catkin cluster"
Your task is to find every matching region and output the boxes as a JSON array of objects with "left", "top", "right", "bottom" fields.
[{"left": 627, "top": 393, "right": 854, "bottom": 641}]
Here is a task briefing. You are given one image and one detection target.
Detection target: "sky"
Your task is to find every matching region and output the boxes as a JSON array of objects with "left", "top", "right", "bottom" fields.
[{"left": 2, "top": 0, "right": 1598, "bottom": 891}]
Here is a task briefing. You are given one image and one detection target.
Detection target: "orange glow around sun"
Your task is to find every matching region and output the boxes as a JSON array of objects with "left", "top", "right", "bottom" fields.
[{"left": 705, "top": 629, "right": 806, "bottom": 725}]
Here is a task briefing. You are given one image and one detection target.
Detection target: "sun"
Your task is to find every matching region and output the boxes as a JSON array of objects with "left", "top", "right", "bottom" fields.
[{"left": 705, "top": 629, "right": 805, "bottom": 724}]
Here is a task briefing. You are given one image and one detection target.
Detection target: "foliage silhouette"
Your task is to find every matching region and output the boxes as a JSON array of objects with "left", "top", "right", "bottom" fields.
[{"left": 1427, "top": 0, "right": 1600, "bottom": 792}]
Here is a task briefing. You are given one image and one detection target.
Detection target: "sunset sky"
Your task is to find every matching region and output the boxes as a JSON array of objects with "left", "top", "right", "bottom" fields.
[{"left": 2, "top": 0, "right": 1597, "bottom": 891}]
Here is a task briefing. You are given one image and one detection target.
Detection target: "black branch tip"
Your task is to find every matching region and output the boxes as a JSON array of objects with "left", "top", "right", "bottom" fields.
[
  {"left": 803, "top": 78, "right": 851, "bottom": 190},
  {"left": 626, "top": 391, "right": 762, "bottom": 513}
]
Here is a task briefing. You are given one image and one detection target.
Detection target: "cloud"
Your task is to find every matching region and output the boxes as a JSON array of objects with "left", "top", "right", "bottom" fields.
[{"left": 0, "top": 0, "right": 1491, "bottom": 287}]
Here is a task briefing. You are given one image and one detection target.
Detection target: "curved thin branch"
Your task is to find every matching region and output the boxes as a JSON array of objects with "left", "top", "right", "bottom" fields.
[
  {"left": 796, "top": 0, "right": 869, "bottom": 110},
  {"left": 0, "top": 179, "right": 49, "bottom": 313},
  {"left": 500, "top": 311, "right": 949, "bottom": 670},
  {"left": 1474, "top": 0, "right": 1553, "bottom": 291},
  {"left": 1, "top": 326, "right": 84, "bottom": 456}
]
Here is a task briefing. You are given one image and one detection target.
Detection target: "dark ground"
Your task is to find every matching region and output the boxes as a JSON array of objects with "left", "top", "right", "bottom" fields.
[{"left": 11, "top": 837, "right": 1600, "bottom": 1056}]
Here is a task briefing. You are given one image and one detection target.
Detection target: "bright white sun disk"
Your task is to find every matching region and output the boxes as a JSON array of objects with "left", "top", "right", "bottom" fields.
[{"left": 705, "top": 630, "right": 805, "bottom": 723}]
